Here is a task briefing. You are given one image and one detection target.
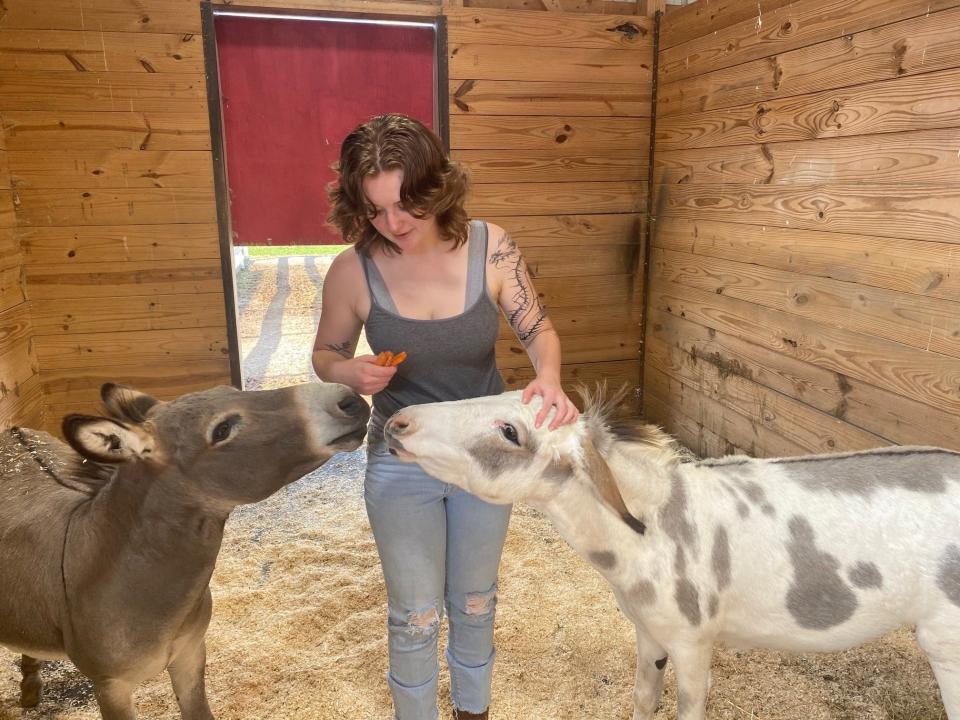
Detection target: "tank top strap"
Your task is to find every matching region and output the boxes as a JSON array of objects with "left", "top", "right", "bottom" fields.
[
  {"left": 360, "top": 251, "right": 400, "bottom": 314},
  {"left": 464, "top": 219, "right": 489, "bottom": 307}
]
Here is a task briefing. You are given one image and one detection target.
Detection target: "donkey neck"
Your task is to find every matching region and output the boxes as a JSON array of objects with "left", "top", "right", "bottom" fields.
[{"left": 66, "top": 469, "right": 227, "bottom": 619}]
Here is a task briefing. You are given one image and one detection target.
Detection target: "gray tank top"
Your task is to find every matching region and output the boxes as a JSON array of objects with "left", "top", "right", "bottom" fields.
[{"left": 361, "top": 220, "right": 504, "bottom": 447}]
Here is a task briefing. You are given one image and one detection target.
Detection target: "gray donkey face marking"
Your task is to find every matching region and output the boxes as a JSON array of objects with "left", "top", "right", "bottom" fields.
[
  {"left": 590, "top": 551, "right": 617, "bottom": 570},
  {"left": 785, "top": 516, "right": 858, "bottom": 629},
  {"left": 937, "top": 545, "right": 960, "bottom": 608},
  {"left": 848, "top": 561, "right": 883, "bottom": 590},
  {"left": 468, "top": 435, "right": 537, "bottom": 477},
  {"left": 633, "top": 579, "right": 657, "bottom": 606}
]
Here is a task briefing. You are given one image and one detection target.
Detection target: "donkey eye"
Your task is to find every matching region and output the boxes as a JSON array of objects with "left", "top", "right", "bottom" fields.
[
  {"left": 211, "top": 416, "right": 239, "bottom": 445},
  {"left": 499, "top": 423, "right": 520, "bottom": 446}
]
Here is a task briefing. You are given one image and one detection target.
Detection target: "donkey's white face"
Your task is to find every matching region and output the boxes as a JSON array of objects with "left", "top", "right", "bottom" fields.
[{"left": 384, "top": 391, "right": 587, "bottom": 505}]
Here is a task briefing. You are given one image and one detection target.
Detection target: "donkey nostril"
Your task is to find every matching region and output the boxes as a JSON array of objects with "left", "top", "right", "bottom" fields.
[
  {"left": 337, "top": 394, "right": 367, "bottom": 417},
  {"left": 388, "top": 417, "right": 410, "bottom": 435}
]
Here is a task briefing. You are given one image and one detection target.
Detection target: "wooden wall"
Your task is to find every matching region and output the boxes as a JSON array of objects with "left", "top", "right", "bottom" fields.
[
  {"left": 1, "top": 0, "right": 227, "bottom": 434},
  {"left": 447, "top": 6, "right": 654, "bottom": 396},
  {"left": 0, "top": 0, "right": 653, "bottom": 434},
  {"left": 646, "top": 0, "right": 960, "bottom": 456}
]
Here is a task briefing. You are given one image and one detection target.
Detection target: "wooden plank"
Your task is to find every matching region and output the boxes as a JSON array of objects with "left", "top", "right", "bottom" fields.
[
  {"left": 30, "top": 293, "right": 226, "bottom": 335},
  {"left": 660, "top": 0, "right": 960, "bottom": 84},
  {"left": 447, "top": 7, "right": 651, "bottom": 48},
  {"left": 0, "top": 150, "right": 8, "bottom": 187},
  {"left": 500, "top": 359, "right": 639, "bottom": 401},
  {"left": 485, "top": 212, "right": 642, "bottom": 246},
  {"left": 0, "top": 191, "right": 15, "bottom": 227},
  {"left": 497, "top": 327, "right": 637, "bottom": 367},
  {"left": 468, "top": 180, "right": 645, "bottom": 215},
  {"left": 647, "top": 331, "right": 888, "bottom": 453},
  {"left": 654, "top": 245, "right": 960, "bottom": 359},
  {"left": 449, "top": 44, "right": 651, "bottom": 83},
  {"left": 536, "top": 273, "right": 632, "bottom": 307},
  {"left": 25, "top": 259, "right": 223, "bottom": 300},
  {"left": 452, "top": 115, "right": 650, "bottom": 151},
  {"left": 0, "top": 302, "right": 42, "bottom": 431},
  {"left": 0, "top": 30, "right": 203, "bottom": 73},
  {"left": 0, "top": 227, "right": 25, "bottom": 312},
  {"left": 9, "top": 150, "right": 214, "bottom": 189},
  {"left": 659, "top": 0, "right": 795, "bottom": 50},
  {"left": 653, "top": 217, "right": 960, "bottom": 301},
  {"left": 521, "top": 243, "right": 634, "bottom": 276},
  {"left": 40, "top": 358, "right": 232, "bottom": 406},
  {"left": 657, "top": 7, "right": 960, "bottom": 118},
  {"left": 649, "top": 279, "right": 960, "bottom": 417},
  {"left": 35, "top": 327, "right": 229, "bottom": 371},
  {"left": 18, "top": 223, "right": 220, "bottom": 263},
  {"left": 644, "top": 363, "right": 808, "bottom": 458},
  {"left": 461, "top": 0, "right": 643, "bottom": 16},
  {"left": 449, "top": 79, "right": 651, "bottom": 116},
  {"left": 656, "top": 67, "right": 960, "bottom": 151},
  {"left": 497, "top": 303, "right": 643, "bottom": 340},
  {"left": 0, "top": 0, "right": 202, "bottom": 34},
  {"left": 654, "top": 128, "right": 960, "bottom": 185},
  {"left": 647, "top": 307, "right": 960, "bottom": 450},
  {"left": 0, "top": 71, "right": 208, "bottom": 113},
  {"left": 655, "top": 183, "right": 960, "bottom": 244},
  {"left": 1, "top": 110, "right": 211, "bottom": 150},
  {"left": 15, "top": 187, "right": 217, "bottom": 226},
  {"left": 457, "top": 148, "right": 646, "bottom": 182}
]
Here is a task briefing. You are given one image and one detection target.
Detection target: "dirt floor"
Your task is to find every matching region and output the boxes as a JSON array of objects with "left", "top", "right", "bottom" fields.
[{"left": 0, "top": 254, "right": 946, "bottom": 719}]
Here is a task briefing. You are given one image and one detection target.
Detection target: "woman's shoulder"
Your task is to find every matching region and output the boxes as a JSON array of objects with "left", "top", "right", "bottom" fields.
[{"left": 325, "top": 246, "right": 366, "bottom": 288}]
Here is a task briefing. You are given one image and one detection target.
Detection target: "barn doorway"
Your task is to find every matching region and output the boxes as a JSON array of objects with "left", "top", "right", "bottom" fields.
[{"left": 202, "top": 5, "right": 445, "bottom": 389}]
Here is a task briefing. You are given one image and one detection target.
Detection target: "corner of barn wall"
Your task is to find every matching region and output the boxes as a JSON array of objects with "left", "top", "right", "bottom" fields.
[
  {"left": 645, "top": 0, "right": 960, "bottom": 457},
  {"left": 4, "top": 0, "right": 231, "bottom": 436}
]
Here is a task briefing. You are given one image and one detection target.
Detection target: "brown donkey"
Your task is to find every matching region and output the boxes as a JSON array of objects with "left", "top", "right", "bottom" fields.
[{"left": 0, "top": 382, "right": 369, "bottom": 719}]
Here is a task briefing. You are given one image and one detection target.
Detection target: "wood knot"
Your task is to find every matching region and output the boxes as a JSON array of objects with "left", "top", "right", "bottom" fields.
[{"left": 606, "top": 21, "right": 644, "bottom": 40}]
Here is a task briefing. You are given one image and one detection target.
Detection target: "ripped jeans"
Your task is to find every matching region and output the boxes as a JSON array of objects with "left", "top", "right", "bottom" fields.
[{"left": 365, "top": 448, "right": 513, "bottom": 720}]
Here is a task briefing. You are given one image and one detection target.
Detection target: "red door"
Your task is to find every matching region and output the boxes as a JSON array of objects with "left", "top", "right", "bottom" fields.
[{"left": 214, "top": 15, "right": 437, "bottom": 246}]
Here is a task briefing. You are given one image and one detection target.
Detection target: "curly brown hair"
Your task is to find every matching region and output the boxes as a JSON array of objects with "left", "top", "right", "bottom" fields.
[{"left": 327, "top": 114, "right": 470, "bottom": 255}]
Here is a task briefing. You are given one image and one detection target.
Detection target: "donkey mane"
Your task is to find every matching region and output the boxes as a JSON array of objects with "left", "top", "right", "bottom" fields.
[{"left": 576, "top": 382, "right": 684, "bottom": 464}]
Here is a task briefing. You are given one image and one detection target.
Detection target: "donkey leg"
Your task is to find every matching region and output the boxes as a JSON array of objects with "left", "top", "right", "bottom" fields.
[
  {"left": 631, "top": 625, "right": 667, "bottom": 720},
  {"left": 167, "top": 639, "right": 215, "bottom": 720},
  {"left": 917, "top": 618, "right": 960, "bottom": 720},
  {"left": 19, "top": 654, "right": 43, "bottom": 707},
  {"left": 92, "top": 678, "right": 138, "bottom": 720},
  {"left": 668, "top": 641, "right": 713, "bottom": 720}
]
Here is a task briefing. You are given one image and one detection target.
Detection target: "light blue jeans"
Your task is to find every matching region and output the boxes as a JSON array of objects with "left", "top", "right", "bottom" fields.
[{"left": 365, "top": 448, "right": 512, "bottom": 720}]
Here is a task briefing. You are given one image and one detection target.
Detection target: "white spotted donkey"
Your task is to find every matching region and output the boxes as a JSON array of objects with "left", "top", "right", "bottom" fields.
[{"left": 383, "top": 387, "right": 960, "bottom": 719}]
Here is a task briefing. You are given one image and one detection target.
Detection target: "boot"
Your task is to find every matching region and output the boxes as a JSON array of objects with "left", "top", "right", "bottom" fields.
[{"left": 452, "top": 709, "right": 488, "bottom": 720}]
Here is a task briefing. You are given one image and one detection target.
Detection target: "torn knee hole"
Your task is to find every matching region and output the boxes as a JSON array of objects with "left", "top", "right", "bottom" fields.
[
  {"left": 464, "top": 588, "right": 497, "bottom": 616},
  {"left": 398, "top": 604, "right": 441, "bottom": 635}
]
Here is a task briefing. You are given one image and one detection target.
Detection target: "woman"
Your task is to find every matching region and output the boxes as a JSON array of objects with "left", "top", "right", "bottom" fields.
[{"left": 312, "top": 113, "right": 578, "bottom": 720}]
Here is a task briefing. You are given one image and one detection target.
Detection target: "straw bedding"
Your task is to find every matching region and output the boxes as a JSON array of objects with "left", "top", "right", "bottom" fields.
[{"left": 0, "top": 256, "right": 943, "bottom": 719}]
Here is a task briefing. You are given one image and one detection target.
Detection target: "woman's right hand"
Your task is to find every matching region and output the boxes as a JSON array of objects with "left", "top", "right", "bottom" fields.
[{"left": 334, "top": 355, "right": 398, "bottom": 395}]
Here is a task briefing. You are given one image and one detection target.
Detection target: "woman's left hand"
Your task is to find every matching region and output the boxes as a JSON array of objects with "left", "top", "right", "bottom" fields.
[{"left": 522, "top": 378, "right": 580, "bottom": 430}]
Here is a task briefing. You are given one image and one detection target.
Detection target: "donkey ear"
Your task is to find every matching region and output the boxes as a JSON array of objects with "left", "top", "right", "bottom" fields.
[
  {"left": 62, "top": 415, "right": 147, "bottom": 464},
  {"left": 100, "top": 383, "right": 159, "bottom": 423}
]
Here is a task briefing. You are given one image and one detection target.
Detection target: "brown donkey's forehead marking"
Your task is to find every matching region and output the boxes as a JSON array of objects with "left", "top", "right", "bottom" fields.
[
  {"left": 848, "top": 561, "right": 883, "bottom": 590},
  {"left": 785, "top": 516, "right": 858, "bottom": 629},
  {"left": 937, "top": 544, "right": 960, "bottom": 608}
]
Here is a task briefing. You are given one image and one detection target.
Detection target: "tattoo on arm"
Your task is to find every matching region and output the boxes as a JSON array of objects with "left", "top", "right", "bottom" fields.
[
  {"left": 490, "top": 233, "right": 548, "bottom": 345},
  {"left": 319, "top": 340, "right": 353, "bottom": 358}
]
